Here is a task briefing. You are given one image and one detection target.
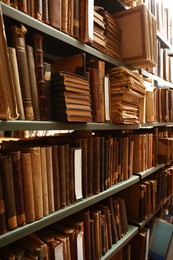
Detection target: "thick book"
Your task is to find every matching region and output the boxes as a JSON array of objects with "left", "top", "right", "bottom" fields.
[
  {"left": 0, "top": 7, "right": 19, "bottom": 120},
  {"left": 49, "top": 0, "right": 61, "bottom": 30},
  {"left": 11, "top": 24, "right": 34, "bottom": 120},
  {"left": 0, "top": 154, "right": 18, "bottom": 230}
]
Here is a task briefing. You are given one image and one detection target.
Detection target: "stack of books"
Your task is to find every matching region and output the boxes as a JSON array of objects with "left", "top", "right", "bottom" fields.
[
  {"left": 51, "top": 71, "right": 92, "bottom": 122},
  {"left": 100, "top": 10, "right": 121, "bottom": 60},
  {"left": 107, "top": 66, "right": 146, "bottom": 124}
]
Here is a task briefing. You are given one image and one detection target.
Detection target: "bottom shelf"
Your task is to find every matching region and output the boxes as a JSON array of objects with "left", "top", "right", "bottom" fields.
[{"left": 101, "top": 225, "right": 138, "bottom": 260}]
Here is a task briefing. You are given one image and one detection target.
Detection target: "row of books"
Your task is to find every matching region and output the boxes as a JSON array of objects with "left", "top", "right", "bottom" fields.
[
  {"left": 0, "top": 195, "right": 128, "bottom": 260},
  {"left": 125, "top": 166, "right": 173, "bottom": 222}
]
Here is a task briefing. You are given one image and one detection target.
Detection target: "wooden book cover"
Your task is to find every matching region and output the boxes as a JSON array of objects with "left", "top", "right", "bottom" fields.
[
  {"left": 0, "top": 8, "right": 19, "bottom": 120},
  {"left": 0, "top": 170, "right": 7, "bottom": 234},
  {"left": 26, "top": 45, "right": 40, "bottom": 120},
  {"left": 45, "top": 146, "right": 55, "bottom": 213},
  {"left": 8, "top": 47, "right": 25, "bottom": 120},
  {"left": 58, "top": 145, "right": 67, "bottom": 208},
  {"left": 11, "top": 24, "right": 34, "bottom": 120},
  {"left": 40, "top": 147, "right": 49, "bottom": 216},
  {"left": 34, "top": 33, "right": 48, "bottom": 120},
  {"left": 49, "top": 0, "right": 61, "bottom": 30},
  {"left": 52, "top": 145, "right": 61, "bottom": 211},
  {"left": 10, "top": 151, "right": 26, "bottom": 227},
  {"left": 0, "top": 154, "right": 18, "bottom": 230},
  {"left": 21, "top": 152, "right": 35, "bottom": 223}
]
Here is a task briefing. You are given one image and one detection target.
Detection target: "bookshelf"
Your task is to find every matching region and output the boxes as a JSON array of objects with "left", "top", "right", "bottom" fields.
[{"left": 0, "top": 0, "right": 173, "bottom": 259}]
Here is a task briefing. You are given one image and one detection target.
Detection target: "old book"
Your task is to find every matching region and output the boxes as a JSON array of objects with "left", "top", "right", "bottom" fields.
[
  {"left": 0, "top": 154, "right": 18, "bottom": 230},
  {"left": 44, "top": 62, "right": 53, "bottom": 120},
  {"left": 73, "top": 0, "right": 80, "bottom": 39},
  {"left": 65, "top": 144, "right": 70, "bottom": 205},
  {"left": 10, "top": 151, "right": 26, "bottom": 227},
  {"left": 45, "top": 146, "right": 55, "bottom": 213},
  {"left": 21, "top": 152, "right": 35, "bottom": 223},
  {"left": 93, "top": 136, "right": 101, "bottom": 194},
  {"left": 0, "top": 170, "right": 7, "bottom": 234},
  {"left": 0, "top": 245, "right": 24, "bottom": 259},
  {"left": 61, "top": 0, "right": 68, "bottom": 34},
  {"left": 8, "top": 47, "right": 25, "bottom": 120},
  {"left": 18, "top": 0, "right": 28, "bottom": 14},
  {"left": 52, "top": 145, "right": 61, "bottom": 211},
  {"left": 87, "top": 137, "right": 93, "bottom": 196},
  {"left": 42, "top": 0, "right": 49, "bottom": 24},
  {"left": 26, "top": 45, "right": 40, "bottom": 120},
  {"left": 108, "top": 196, "right": 118, "bottom": 244},
  {"left": 49, "top": 0, "right": 61, "bottom": 30},
  {"left": 35, "top": 0, "right": 43, "bottom": 21},
  {"left": 40, "top": 147, "right": 49, "bottom": 216},
  {"left": 69, "top": 147, "right": 75, "bottom": 204},
  {"left": 58, "top": 145, "right": 67, "bottom": 208},
  {"left": 90, "top": 209, "right": 102, "bottom": 259},
  {"left": 52, "top": 53, "right": 86, "bottom": 77},
  {"left": 68, "top": 0, "right": 74, "bottom": 36},
  {"left": 11, "top": 24, "right": 34, "bottom": 120},
  {"left": 34, "top": 33, "right": 48, "bottom": 120},
  {"left": 0, "top": 7, "right": 19, "bottom": 120}
]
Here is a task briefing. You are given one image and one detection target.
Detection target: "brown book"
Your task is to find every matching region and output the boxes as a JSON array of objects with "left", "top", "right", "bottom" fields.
[
  {"left": 73, "top": 0, "right": 80, "bottom": 39},
  {"left": 35, "top": 0, "right": 43, "bottom": 21},
  {"left": 87, "top": 137, "right": 93, "bottom": 196},
  {"left": 0, "top": 245, "right": 24, "bottom": 259},
  {"left": 49, "top": 0, "right": 61, "bottom": 30},
  {"left": 11, "top": 24, "right": 34, "bottom": 120},
  {"left": 21, "top": 152, "right": 35, "bottom": 223},
  {"left": 0, "top": 154, "right": 18, "bottom": 230},
  {"left": 68, "top": 0, "right": 74, "bottom": 36},
  {"left": 26, "top": 45, "right": 40, "bottom": 120},
  {"left": 58, "top": 145, "right": 67, "bottom": 208},
  {"left": 0, "top": 8, "right": 19, "bottom": 120},
  {"left": 44, "top": 62, "right": 53, "bottom": 120},
  {"left": 40, "top": 147, "right": 49, "bottom": 216},
  {"left": 108, "top": 196, "right": 118, "bottom": 244},
  {"left": 18, "top": 0, "right": 28, "bottom": 14},
  {"left": 69, "top": 147, "right": 75, "bottom": 205},
  {"left": 93, "top": 136, "right": 101, "bottom": 194},
  {"left": 42, "top": 0, "right": 49, "bottom": 24},
  {"left": 30, "top": 147, "right": 43, "bottom": 220},
  {"left": 52, "top": 145, "right": 61, "bottom": 211},
  {"left": 10, "top": 151, "right": 26, "bottom": 227},
  {"left": 45, "top": 146, "right": 55, "bottom": 213},
  {"left": 61, "top": 0, "right": 68, "bottom": 34},
  {"left": 90, "top": 209, "right": 102, "bottom": 259},
  {"left": 0, "top": 170, "right": 7, "bottom": 234},
  {"left": 34, "top": 33, "right": 48, "bottom": 120},
  {"left": 8, "top": 47, "right": 25, "bottom": 120}
]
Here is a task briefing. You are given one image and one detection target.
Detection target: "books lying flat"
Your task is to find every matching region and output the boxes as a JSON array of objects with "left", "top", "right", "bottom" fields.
[{"left": 52, "top": 71, "right": 92, "bottom": 122}]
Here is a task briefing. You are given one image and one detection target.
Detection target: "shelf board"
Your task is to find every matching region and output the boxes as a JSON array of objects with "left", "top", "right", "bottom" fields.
[
  {"left": 101, "top": 225, "right": 138, "bottom": 259},
  {"left": 0, "top": 2, "right": 129, "bottom": 68},
  {"left": 0, "top": 175, "right": 139, "bottom": 248},
  {"left": 134, "top": 164, "right": 166, "bottom": 180},
  {"left": 157, "top": 30, "right": 173, "bottom": 49}
]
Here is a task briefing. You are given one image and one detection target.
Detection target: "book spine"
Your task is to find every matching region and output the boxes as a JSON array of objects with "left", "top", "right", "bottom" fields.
[
  {"left": 52, "top": 145, "right": 61, "bottom": 211},
  {"left": 61, "top": 0, "right": 68, "bottom": 34},
  {"left": 73, "top": 0, "right": 79, "bottom": 39},
  {"left": 35, "top": 0, "right": 43, "bottom": 21},
  {"left": 49, "top": 0, "right": 61, "bottom": 30},
  {"left": 40, "top": 147, "right": 49, "bottom": 216},
  {"left": 42, "top": 0, "right": 50, "bottom": 24},
  {"left": 34, "top": 33, "right": 48, "bottom": 120},
  {"left": 10, "top": 151, "right": 26, "bottom": 227},
  {"left": 43, "top": 62, "right": 53, "bottom": 120},
  {"left": 26, "top": 45, "right": 40, "bottom": 120},
  {"left": 0, "top": 155, "right": 18, "bottom": 230},
  {"left": 58, "top": 145, "right": 67, "bottom": 208},
  {"left": 46, "top": 146, "right": 55, "bottom": 213},
  {"left": 0, "top": 172, "right": 7, "bottom": 234},
  {"left": 18, "top": 0, "right": 28, "bottom": 14},
  {"left": 11, "top": 24, "right": 34, "bottom": 120}
]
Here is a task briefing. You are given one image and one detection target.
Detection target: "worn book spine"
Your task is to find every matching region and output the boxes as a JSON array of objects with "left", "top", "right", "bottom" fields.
[
  {"left": 18, "top": 0, "right": 28, "bottom": 14},
  {"left": 44, "top": 62, "right": 53, "bottom": 120},
  {"left": 69, "top": 147, "right": 75, "bottom": 204},
  {"left": 0, "top": 155, "right": 18, "bottom": 230},
  {"left": 61, "top": 0, "right": 68, "bottom": 34},
  {"left": 73, "top": 0, "right": 79, "bottom": 39},
  {"left": 58, "top": 145, "right": 66, "bottom": 208},
  {"left": 46, "top": 146, "right": 55, "bottom": 213},
  {"left": 11, "top": 24, "right": 34, "bottom": 120},
  {"left": 30, "top": 147, "right": 43, "bottom": 220},
  {"left": 8, "top": 47, "right": 25, "bottom": 120},
  {"left": 40, "top": 147, "right": 49, "bottom": 216},
  {"left": 34, "top": 33, "right": 48, "bottom": 120},
  {"left": 93, "top": 137, "right": 100, "bottom": 194},
  {"left": 11, "top": 151, "right": 26, "bottom": 227},
  {"left": 49, "top": 0, "right": 61, "bottom": 30},
  {"left": 21, "top": 152, "right": 35, "bottom": 223},
  {"left": 26, "top": 45, "right": 40, "bottom": 120},
  {"left": 42, "top": 0, "right": 50, "bottom": 24},
  {"left": 52, "top": 145, "right": 61, "bottom": 211},
  {"left": 87, "top": 138, "right": 93, "bottom": 196},
  {"left": 35, "top": 0, "right": 43, "bottom": 21},
  {"left": 0, "top": 171, "right": 7, "bottom": 234}
]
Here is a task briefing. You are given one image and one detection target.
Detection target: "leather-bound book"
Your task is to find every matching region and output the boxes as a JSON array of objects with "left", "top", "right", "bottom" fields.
[
  {"left": 18, "top": 0, "right": 28, "bottom": 14},
  {"left": 30, "top": 147, "right": 43, "bottom": 220},
  {"left": 58, "top": 145, "right": 67, "bottom": 208},
  {"left": 90, "top": 209, "right": 102, "bottom": 260},
  {"left": 61, "top": 0, "right": 68, "bottom": 34},
  {"left": 34, "top": 33, "right": 48, "bottom": 120},
  {"left": 0, "top": 245, "right": 24, "bottom": 259},
  {"left": 93, "top": 136, "right": 100, "bottom": 194},
  {"left": 108, "top": 196, "right": 118, "bottom": 244},
  {"left": 0, "top": 171, "right": 7, "bottom": 235},
  {"left": 65, "top": 144, "right": 70, "bottom": 205},
  {"left": 0, "top": 154, "right": 17, "bottom": 230},
  {"left": 35, "top": 0, "right": 43, "bottom": 21},
  {"left": 52, "top": 145, "right": 61, "bottom": 211},
  {"left": 11, "top": 24, "right": 34, "bottom": 120},
  {"left": 49, "top": 0, "right": 61, "bottom": 30},
  {"left": 44, "top": 62, "right": 53, "bottom": 120},
  {"left": 10, "top": 151, "right": 26, "bottom": 227},
  {"left": 0, "top": 9, "right": 19, "bottom": 120},
  {"left": 87, "top": 138, "right": 93, "bottom": 196},
  {"left": 26, "top": 45, "right": 40, "bottom": 120},
  {"left": 69, "top": 147, "right": 75, "bottom": 204},
  {"left": 100, "top": 136, "right": 105, "bottom": 192},
  {"left": 8, "top": 47, "right": 25, "bottom": 120},
  {"left": 112, "top": 198, "right": 122, "bottom": 240},
  {"left": 73, "top": 0, "right": 79, "bottom": 39},
  {"left": 40, "top": 147, "right": 49, "bottom": 216},
  {"left": 45, "top": 146, "right": 55, "bottom": 213},
  {"left": 82, "top": 210, "right": 92, "bottom": 260},
  {"left": 68, "top": 0, "right": 74, "bottom": 36},
  {"left": 21, "top": 152, "right": 35, "bottom": 223},
  {"left": 42, "top": 0, "right": 50, "bottom": 24}
]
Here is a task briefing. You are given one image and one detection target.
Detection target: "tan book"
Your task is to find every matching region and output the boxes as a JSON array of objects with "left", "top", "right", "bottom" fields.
[
  {"left": 40, "top": 147, "right": 49, "bottom": 216},
  {"left": 49, "top": 0, "right": 61, "bottom": 30}
]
